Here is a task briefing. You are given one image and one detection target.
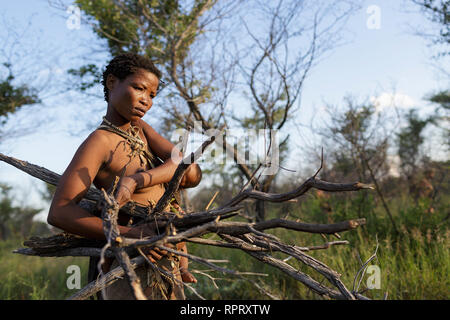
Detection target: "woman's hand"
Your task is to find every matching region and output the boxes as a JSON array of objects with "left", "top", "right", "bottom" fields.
[
  {"left": 141, "top": 247, "right": 169, "bottom": 264},
  {"left": 125, "top": 223, "right": 176, "bottom": 263},
  {"left": 180, "top": 268, "right": 198, "bottom": 283},
  {"left": 114, "top": 176, "right": 138, "bottom": 208}
]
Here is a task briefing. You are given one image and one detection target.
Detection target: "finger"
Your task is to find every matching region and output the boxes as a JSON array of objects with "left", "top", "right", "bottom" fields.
[
  {"left": 148, "top": 250, "right": 163, "bottom": 261},
  {"left": 139, "top": 248, "right": 156, "bottom": 263},
  {"left": 154, "top": 248, "right": 168, "bottom": 256},
  {"left": 146, "top": 248, "right": 164, "bottom": 260},
  {"left": 146, "top": 254, "right": 156, "bottom": 264},
  {"left": 155, "top": 244, "right": 174, "bottom": 254},
  {"left": 117, "top": 197, "right": 127, "bottom": 208},
  {"left": 115, "top": 192, "right": 124, "bottom": 204},
  {"left": 116, "top": 193, "right": 130, "bottom": 208},
  {"left": 182, "top": 272, "right": 197, "bottom": 283},
  {"left": 153, "top": 247, "right": 165, "bottom": 255},
  {"left": 143, "top": 249, "right": 160, "bottom": 262}
]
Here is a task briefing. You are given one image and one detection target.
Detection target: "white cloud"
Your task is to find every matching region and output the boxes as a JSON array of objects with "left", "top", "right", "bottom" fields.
[{"left": 370, "top": 93, "right": 417, "bottom": 112}]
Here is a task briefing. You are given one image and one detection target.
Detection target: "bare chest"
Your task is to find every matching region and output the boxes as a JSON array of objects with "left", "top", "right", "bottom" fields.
[
  {"left": 94, "top": 132, "right": 165, "bottom": 206},
  {"left": 93, "top": 131, "right": 152, "bottom": 189},
  {"left": 91, "top": 128, "right": 166, "bottom": 208}
]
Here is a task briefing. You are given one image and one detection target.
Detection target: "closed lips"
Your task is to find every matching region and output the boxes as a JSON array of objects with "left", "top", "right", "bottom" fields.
[{"left": 134, "top": 107, "right": 146, "bottom": 115}]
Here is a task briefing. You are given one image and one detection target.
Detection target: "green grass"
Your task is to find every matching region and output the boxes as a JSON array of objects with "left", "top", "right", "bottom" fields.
[
  {"left": 184, "top": 227, "right": 449, "bottom": 300},
  {"left": 0, "top": 239, "right": 89, "bottom": 300},
  {"left": 184, "top": 194, "right": 450, "bottom": 300},
  {"left": 1, "top": 194, "right": 448, "bottom": 300}
]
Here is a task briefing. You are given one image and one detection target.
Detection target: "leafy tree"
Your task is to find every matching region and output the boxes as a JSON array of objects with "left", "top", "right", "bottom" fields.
[
  {"left": 0, "top": 183, "right": 51, "bottom": 240},
  {"left": 410, "top": 1, "right": 449, "bottom": 149},
  {"left": 317, "top": 97, "right": 398, "bottom": 233},
  {"left": 0, "top": 16, "right": 56, "bottom": 142},
  {"left": 57, "top": 0, "right": 358, "bottom": 221},
  {"left": 0, "top": 63, "right": 40, "bottom": 128},
  {"left": 429, "top": 89, "right": 450, "bottom": 109},
  {"left": 412, "top": 0, "right": 449, "bottom": 51},
  {"left": 397, "top": 109, "right": 431, "bottom": 179},
  {"left": 427, "top": 90, "right": 450, "bottom": 146}
]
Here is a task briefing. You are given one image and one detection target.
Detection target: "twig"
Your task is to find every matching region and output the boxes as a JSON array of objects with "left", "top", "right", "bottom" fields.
[
  {"left": 205, "top": 190, "right": 220, "bottom": 210},
  {"left": 99, "top": 189, "right": 147, "bottom": 300},
  {"left": 67, "top": 256, "right": 146, "bottom": 300},
  {"left": 313, "top": 147, "right": 324, "bottom": 179},
  {"left": 157, "top": 244, "right": 242, "bottom": 276},
  {"left": 192, "top": 270, "right": 220, "bottom": 289},
  {"left": 233, "top": 234, "right": 355, "bottom": 300},
  {"left": 352, "top": 237, "right": 379, "bottom": 293},
  {"left": 303, "top": 240, "right": 349, "bottom": 251},
  {"left": 220, "top": 177, "right": 374, "bottom": 209},
  {"left": 184, "top": 283, "right": 207, "bottom": 300},
  {"left": 152, "top": 125, "right": 225, "bottom": 214}
]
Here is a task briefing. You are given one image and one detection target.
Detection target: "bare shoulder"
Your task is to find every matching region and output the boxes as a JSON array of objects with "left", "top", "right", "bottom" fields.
[
  {"left": 67, "top": 129, "right": 112, "bottom": 169},
  {"left": 133, "top": 118, "right": 175, "bottom": 160},
  {"left": 134, "top": 118, "right": 155, "bottom": 133},
  {"left": 88, "top": 128, "right": 113, "bottom": 145},
  {"left": 53, "top": 129, "right": 113, "bottom": 205},
  {"left": 80, "top": 129, "right": 116, "bottom": 154}
]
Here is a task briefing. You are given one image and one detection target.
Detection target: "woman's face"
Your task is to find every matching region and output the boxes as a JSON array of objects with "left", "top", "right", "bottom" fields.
[{"left": 107, "top": 68, "right": 159, "bottom": 122}]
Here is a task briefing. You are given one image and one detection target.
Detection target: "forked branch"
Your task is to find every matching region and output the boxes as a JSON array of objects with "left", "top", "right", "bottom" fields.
[{"left": 3, "top": 142, "right": 372, "bottom": 300}]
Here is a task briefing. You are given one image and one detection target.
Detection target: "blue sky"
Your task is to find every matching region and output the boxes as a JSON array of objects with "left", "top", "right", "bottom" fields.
[{"left": 0, "top": 0, "right": 448, "bottom": 220}]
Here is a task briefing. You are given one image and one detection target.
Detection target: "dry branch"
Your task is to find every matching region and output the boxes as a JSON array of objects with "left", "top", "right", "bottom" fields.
[
  {"left": 235, "top": 234, "right": 356, "bottom": 300},
  {"left": 21, "top": 233, "right": 105, "bottom": 253},
  {"left": 2, "top": 150, "right": 373, "bottom": 300},
  {"left": 220, "top": 233, "right": 344, "bottom": 299},
  {"left": 68, "top": 256, "right": 147, "bottom": 300},
  {"left": 221, "top": 178, "right": 373, "bottom": 208},
  {"left": 13, "top": 247, "right": 115, "bottom": 258},
  {"left": 98, "top": 188, "right": 147, "bottom": 300},
  {"left": 151, "top": 125, "right": 225, "bottom": 215}
]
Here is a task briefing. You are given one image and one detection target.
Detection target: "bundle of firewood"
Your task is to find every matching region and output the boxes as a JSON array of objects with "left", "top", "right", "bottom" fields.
[{"left": 1, "top": 137, "right": 373, "bottom": 300}]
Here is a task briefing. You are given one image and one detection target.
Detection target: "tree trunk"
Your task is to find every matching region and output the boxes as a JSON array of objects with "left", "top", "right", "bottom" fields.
[
  {"left": 255, "top": 199, "right": 266, "bottom": 222},
  {"left": 180, "top": 188, "right": 193, "bottom": 212}
]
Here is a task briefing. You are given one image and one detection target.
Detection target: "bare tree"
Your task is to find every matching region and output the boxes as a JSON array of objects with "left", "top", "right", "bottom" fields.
[
  {"left": 314, "top": 96, "right": 399, "bottom": 233},
  {"left": 411, "top": 0, "right": 449, "bottom": 52},
  {"left": 227, "top": 0, "right": 359, "bottom": 221},
  {"left": 48, "top": 1, "right": 360, "bottom": 222},
  {"left": 0, "top": 13, "right": 68, "bottom": 143}
]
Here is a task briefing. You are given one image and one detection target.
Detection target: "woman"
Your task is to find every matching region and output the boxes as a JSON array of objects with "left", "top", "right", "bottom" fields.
[{"left": 48, "top": 53, "right": 200, "bottom": 299}]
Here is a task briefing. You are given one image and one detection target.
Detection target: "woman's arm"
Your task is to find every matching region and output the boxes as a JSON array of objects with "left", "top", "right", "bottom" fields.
[
  {"left": 131, "top": 118, "right": 202, "bottom": 188},
  {"left": 47, "top": 130, "right": 154, "bottom": 240}
]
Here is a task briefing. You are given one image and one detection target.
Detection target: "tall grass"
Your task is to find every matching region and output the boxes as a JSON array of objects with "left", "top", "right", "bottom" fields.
[
  {"left": 0, "top": 238, "right": 89, "bottom": 300},
  {"left": 0, "top": 192, "right": 448, "bottom": 300},
  {"left": 185, "top": 193, "right": 450, "bottom": 300},
  {"left": 186, "top": 228, "right": 449, "bottom": 300}
]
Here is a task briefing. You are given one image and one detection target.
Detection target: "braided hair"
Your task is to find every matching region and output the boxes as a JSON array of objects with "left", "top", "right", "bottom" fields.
[{"left": 102, "top": 53, "right": 162, "bottom": 102}]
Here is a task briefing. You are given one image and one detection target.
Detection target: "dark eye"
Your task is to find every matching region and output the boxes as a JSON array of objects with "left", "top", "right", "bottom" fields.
[{"left": 134, "top": 86, "right": 143, "bottom": 91}]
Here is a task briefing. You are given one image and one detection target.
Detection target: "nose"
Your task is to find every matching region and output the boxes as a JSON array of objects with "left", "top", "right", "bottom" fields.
[{"left": 140, "top": 96, "right": 152, "bottom": 110}]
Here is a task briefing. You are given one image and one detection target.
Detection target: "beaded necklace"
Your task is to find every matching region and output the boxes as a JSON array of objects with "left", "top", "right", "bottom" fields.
[
  {"left": 97, "top": 117, "right": 182, "bottom": 208},
  {"left": 98, "top": 116, "right": 155, "bottom": 167}
]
